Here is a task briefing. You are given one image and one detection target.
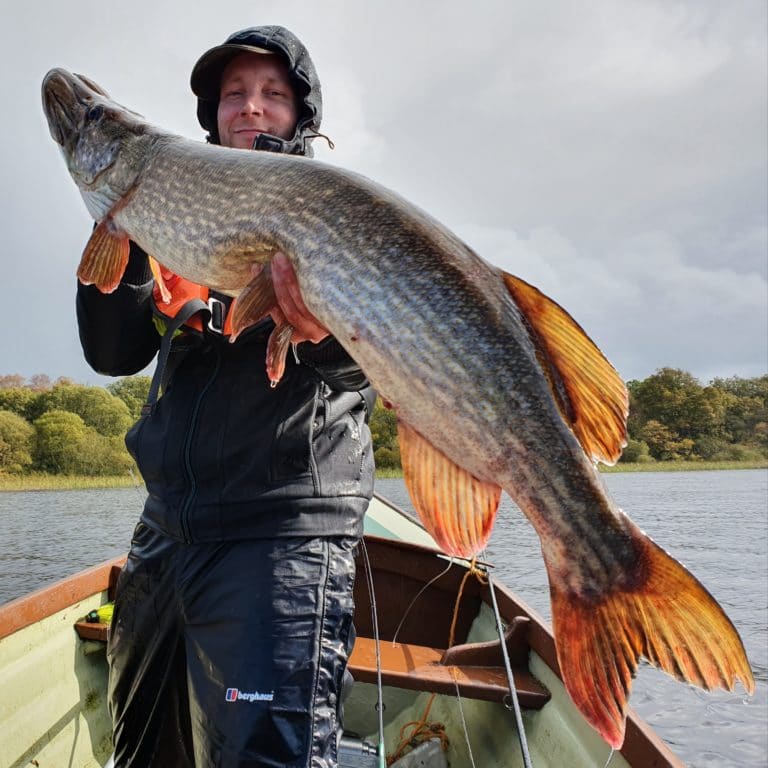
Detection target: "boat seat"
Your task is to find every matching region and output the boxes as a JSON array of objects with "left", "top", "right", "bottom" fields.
[
  {"left": 74, "top": 620, "right": 109, "bottom": 642},
  {"left": 74, "top": 606, "right": 550, "bottom": 710},
  {"left": 348, "top": 617, "right": 550, "bottom": 709}
]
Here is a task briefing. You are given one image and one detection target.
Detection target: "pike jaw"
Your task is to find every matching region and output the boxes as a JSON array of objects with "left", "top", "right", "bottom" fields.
[{"left": 42, "top": 68, "right": 153, "bottom": 220}]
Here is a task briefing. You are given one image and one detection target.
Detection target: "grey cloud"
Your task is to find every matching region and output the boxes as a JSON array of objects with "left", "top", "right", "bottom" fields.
[{"left": 1, "top": 0, "right": 765, "bottom": 385}]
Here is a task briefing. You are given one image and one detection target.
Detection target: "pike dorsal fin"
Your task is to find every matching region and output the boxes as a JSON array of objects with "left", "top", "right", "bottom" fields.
[
  {"left": 148, "top": 256, "right": 171, "bottom": 304},
  {"left": 398, "top": 421, "right": 501, "bottom": 557},
  {"left": 502, "top": 272, "right": 628, "bottom": 465},
  {"left": 77, "top": 219, "right": 130, "bottom": 294}
]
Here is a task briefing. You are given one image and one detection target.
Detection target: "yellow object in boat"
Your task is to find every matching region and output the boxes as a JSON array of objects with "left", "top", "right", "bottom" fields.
[{"left": 85, "top": 603, "right": 114, "bottom": 624}]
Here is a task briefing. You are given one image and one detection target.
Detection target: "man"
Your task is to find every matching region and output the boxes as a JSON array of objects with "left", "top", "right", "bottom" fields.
[{"left": 77, "top": 26, "right": 374, "bottom": 767}]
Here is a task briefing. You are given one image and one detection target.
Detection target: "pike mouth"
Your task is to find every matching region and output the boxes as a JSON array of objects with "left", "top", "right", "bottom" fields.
[{"left": 42, "top": 70, "right": 81, "bottom": 146}]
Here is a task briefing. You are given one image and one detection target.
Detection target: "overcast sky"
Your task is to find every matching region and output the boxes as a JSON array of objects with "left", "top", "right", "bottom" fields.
[{"left": 2, "top": 0, "right": 766, "bottom": 386}]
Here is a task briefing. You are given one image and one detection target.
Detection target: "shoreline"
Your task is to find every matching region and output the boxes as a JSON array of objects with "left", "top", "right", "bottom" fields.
[{"left": 1, "top": 460, "right": 765, "bottom": 492}]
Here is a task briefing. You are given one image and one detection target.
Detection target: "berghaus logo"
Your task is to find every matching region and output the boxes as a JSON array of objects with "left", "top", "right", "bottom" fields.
[{"left": 225, "top": 687, "right": 274, "bottom": 703}]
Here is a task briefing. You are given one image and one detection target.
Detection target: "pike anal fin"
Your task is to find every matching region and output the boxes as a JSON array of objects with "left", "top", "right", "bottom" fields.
[
  {"left": 549, "top": 521, "right": 755, "bottom": 748},
  {"left": 398, "top": 422, "right": 501, "bottom": 557},
  {"left": 502, "top": 272, "right": 628, "bottom": 465},
  {"left": 77, "top": 219, "right": 130, "bottom": 293}
]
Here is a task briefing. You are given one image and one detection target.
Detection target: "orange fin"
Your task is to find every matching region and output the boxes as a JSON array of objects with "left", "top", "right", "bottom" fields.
[
  {"left": 148, "top": 256, "right": 171, "bottom": 304},
  {"left": 77, "top": 219, "right": 130, "bottom": 294},
  {"left": 266, "top": 322, "right": 294, "bottom": 387},
  {"left": 502, "top": 272, "right": 628, "bottom": 465},
  {"left": 230, "top": 265, "right": 276, "bottom": 341},
  {"left": 397, "top": 422, "right": 501, "bottom": 557},
  {"left": 549, "top": 520, "right": 755, "bottom": 748}
]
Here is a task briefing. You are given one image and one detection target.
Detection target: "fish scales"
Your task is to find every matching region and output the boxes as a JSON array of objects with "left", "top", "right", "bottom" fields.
[
  {"left": 43, "top": 68, "right": 754, "bottom": 749},
  {"left": 128, "top": 142, "right": 644, "bottom": 586}
]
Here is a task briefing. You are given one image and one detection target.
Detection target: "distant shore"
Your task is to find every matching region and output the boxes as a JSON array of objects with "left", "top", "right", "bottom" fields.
[{"left": 1, "top": 461, "right": 765, "bottom": 492}]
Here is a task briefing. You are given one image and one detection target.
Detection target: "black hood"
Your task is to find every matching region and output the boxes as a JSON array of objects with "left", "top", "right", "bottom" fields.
[{"left": 191, "top": 26, "right": 322, "bottom": 157}]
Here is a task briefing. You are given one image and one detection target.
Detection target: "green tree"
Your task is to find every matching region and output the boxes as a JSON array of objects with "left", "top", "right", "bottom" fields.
[
  {"left": 33, "top": 409, "right": 134, "bottom": 475},
  {"left": 630, "top": 368, "right": 728, "bottom": 444},
  {"left": 107, "top": 376, "right": 151, "bottom": 421},
  {"left": 619, "top": 438, "right": 654, "bottom": 463},
  {"left": 0, "top": 410, "right": 35, "bottom": 473},
  {"left": 0, "top": 387, "right": 38, "bottom": 420},
  {"left": 638, "top": 419, "right": 695, "bottom": 461},
  {"left": 370, "top": 398, "right": 401, "bottom": 469},
  {"left": 76, "top": 433, "right": 135, "bottom": 476},
  {"left": 710, "top": 375, "right": 768, "bottom": 450},
  {"left": 28, "top": 384, "right": 132, "bottom": 436},
  {"left": 33, "top": 410, "right": 89, "bottom": 473}
]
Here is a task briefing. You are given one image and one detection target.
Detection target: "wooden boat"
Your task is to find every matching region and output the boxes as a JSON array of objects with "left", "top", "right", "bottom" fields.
[{"left": 0, "top": 494, "right": 682, "bottom": 768}]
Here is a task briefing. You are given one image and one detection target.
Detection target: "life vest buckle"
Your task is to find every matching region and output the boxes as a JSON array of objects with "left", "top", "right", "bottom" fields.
[{"left": 206, "top": 296, "right": 227, "bottom": 334}]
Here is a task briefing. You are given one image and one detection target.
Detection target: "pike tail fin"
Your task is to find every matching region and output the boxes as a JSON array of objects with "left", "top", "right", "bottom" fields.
[{"left": 548, "top": 521, "right": 755, "bottom": 748}]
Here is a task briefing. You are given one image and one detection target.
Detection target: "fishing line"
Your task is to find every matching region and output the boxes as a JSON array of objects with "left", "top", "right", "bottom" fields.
[
  {"left": 602, "top": 748, "right": 616, "bottom": 768},
  {"left": 487, "top": 572, "right": 534, "bottom": 768},
  {"left": 360, "top": 539, "right": 387, "bottom": 768},
  {"left": 392, "top": 557, "right": 455, "bottom": 645},
  {"left": 452, "top": 676, "right": 478, "bottom": 768}
]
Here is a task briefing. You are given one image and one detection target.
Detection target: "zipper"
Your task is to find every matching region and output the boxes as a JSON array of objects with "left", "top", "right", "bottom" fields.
[{"left": 179, "top": 344, "right": 222, "bottom": 542}]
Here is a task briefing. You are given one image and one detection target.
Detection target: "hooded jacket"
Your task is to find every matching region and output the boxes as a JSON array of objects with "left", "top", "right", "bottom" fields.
[{"left": 76, "top": 27, "right": 375, "bottom": 542}]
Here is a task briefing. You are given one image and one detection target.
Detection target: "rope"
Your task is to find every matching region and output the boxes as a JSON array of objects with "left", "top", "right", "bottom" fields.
[
  {"left": 387, "top": 692, "right": 450, "bottom": 764},
  {"left": 447, "top": 557, "right": 487, "bottom": 648},
  {"left": 387, "top": 557, "right": 488, "bottom": 764}
]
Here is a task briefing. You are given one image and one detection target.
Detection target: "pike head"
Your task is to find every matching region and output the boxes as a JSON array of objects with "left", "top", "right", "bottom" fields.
[{"left": 42, "top": 68, "right": 155, "bottom": 220}]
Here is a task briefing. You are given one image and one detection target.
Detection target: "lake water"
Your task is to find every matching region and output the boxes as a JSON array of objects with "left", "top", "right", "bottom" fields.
[{"left": 1, "top": 470, "right": 766, "bottom": 767}]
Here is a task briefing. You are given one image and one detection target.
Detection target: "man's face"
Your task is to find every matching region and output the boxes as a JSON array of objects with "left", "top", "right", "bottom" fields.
[{"left": 217, "top": 52, "right": 299, "bottom": 149}]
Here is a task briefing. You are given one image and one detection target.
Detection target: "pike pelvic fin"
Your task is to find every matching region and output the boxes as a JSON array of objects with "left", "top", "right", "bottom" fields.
[
  {"left": 398, "top": 422, "right": 501, "bottom": 557},
  {"left": 502, "top": 272, "right": 628, "bottom": 465},
  {"left": 230, "top": 264, "right": 294, "bottom": 385},
  {"left": 548, "top": 520, "right": 755, "bottom": 749},
  {"left": 230, "top": 265, "right": 277, "bottom": 341},
  {"left": 77, "top": 219, "right": 130, "bottom": 294},
  {"left": 148, "top": 256, "right": 171, "bottom": 304}
]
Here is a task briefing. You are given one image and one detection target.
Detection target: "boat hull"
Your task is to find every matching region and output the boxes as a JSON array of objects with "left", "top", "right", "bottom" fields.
[{"left": 0, "top": 496, "right": 681, "bottom": 768}]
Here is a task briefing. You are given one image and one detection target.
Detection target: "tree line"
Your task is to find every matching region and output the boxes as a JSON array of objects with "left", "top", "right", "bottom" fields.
[
  {"left": 0, "top": 368, "right": 765, "bottom": 476},
  {"left": 371, "top": 367, "right": 768, "bottom": 468}
]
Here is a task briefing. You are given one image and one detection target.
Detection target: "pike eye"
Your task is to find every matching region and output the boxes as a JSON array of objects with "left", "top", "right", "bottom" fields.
[{"left": 87, "top": 105, "right": 104, "bottom": 121}]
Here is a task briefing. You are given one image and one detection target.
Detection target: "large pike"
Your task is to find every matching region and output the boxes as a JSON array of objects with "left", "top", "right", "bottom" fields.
[{"left": 42, "top": 68, "right": 753, "bottom": 748}]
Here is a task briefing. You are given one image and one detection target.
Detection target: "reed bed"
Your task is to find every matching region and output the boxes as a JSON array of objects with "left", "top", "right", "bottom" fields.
[{"left": 1, "top": 461, "right": 764, "bottom": 492}]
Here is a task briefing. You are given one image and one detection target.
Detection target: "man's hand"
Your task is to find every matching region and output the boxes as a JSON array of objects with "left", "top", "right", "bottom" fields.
[{"left": 254, "top": 252, "right": 329, "bottom": 344}]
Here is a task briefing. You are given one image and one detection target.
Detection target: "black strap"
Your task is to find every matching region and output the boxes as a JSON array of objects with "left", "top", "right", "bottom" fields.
[{"left": 142, "top": 299, "right": 209, "bottom": 414}]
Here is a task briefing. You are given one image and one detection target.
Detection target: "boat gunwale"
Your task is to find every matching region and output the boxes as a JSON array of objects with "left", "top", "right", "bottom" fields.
[{"left": 0, "top": 555, "right": 125, "bottom": 641}]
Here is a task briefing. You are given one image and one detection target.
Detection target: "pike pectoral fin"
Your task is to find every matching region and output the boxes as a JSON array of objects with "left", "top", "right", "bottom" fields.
[
  {"left": 549, "top": 523, "right": 755, "bottom": 748},
  {"left": 503, "top": 272, "right": 628, "bottom": 465},
  {"left": 266, "top": 322, "right": 294, "bottom": 387},
  {"left": 230, "top": 266, "right": 276, "bottom": 341},
  {"left": 148, "top": 256, "right": 171, "bottom": 304},
  {"left": 77, "top": 219, "right": 130, "bottom": 293},
  {"left": 398, "top": 422, "right": 501, "bottom": 557}
]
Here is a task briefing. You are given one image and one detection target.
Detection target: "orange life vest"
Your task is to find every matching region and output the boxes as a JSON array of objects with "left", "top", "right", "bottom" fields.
[{"left": 151, "top": 266, "right": 235, "bottom": 336}]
